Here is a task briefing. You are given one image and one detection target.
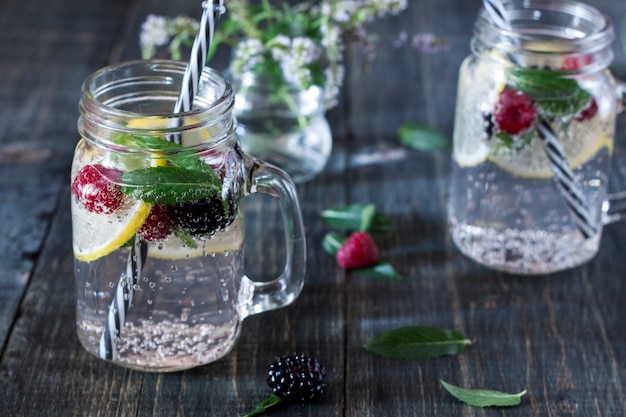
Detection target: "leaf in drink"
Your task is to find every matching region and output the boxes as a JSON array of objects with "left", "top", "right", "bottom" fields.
[{"left": 507, "top": 67, "right": 592, "bottom": 117}]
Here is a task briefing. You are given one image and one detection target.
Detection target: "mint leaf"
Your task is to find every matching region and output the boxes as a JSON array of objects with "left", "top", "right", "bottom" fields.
[
  {"left": 242, "top": 393, "right": 283, "bottom": 417},
  {"left": 114, "top": 133, "right": 224, "bottom": 205},
  {"left": 507, "top": 68, "right": 592, "bottom": 117},
  {"left": 398, "top": 122, "right": 450, "bottom": 151},
  {"left": 354, "top": 262, "right": 402, "bottom": 280},
  {"left": 364, "top": 326, "right": 472, "bottom": 360},
  {"left": 322, "top": 232, "right": 347, "bottom": 256},
  {"left": 113, "top": 133, "right": 184, "bottom": 151},
  {"left": 121, "top": 165, "right": 222, "bottom": 204},
  {"left": 321, "top": 204, "right": 393, "bottom": 232},
  {"left": 440, "top": 380, "right": 527, "bottom": 408}
]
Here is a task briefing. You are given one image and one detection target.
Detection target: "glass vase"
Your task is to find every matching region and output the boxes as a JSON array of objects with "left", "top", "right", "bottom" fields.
[{"left": 231, "top": 70, "right": 332, "bottom": 184}]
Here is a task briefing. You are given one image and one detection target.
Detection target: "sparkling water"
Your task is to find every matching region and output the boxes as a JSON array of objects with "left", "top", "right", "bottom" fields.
[
  {"left": 75, "top": 226, "right": 251, "bottom": 372},
  {"left": 448, "top": 149, "right": 609, "bottom": 274}
]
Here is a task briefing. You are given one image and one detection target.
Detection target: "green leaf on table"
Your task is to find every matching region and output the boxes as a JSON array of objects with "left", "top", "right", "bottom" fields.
[
  {"left": 322, "top": 231, "right": 347, "bottom": 256},
  {"left": 440, "top": 380, "right": 527, "bottom": 408},
  {"left": 507, "top": 67, "right": 592, "bottom": 117},
  {"left": 353, "top": 262, "right": 402, "bottom": 280},
  {"left": 364, "top": 326, "right": 472, "bottom": 360},
  {"left": 321, "top": 204, "right": 393, "bottom": 232},
  {"left": 398, "top": 122, "right": 450, "bottom": 151},
  {"left": 241, "top": 393, "right": 283, "bottom": 417}
]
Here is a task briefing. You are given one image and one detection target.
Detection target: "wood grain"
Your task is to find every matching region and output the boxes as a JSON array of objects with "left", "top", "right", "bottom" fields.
[{"left": 1, "top": 0, "right": 625, "bottom": 416}]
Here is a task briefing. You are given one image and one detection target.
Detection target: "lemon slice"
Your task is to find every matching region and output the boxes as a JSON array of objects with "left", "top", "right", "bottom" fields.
[
  {"left": 126, "top": 116, "right": 212, "bottom": 147},
  {"left": 73, "top": 199, "right": 152, "bottom": 262},
  {"left": 454, "top": 140, "right": 491, "bottom": 167},
  {"left": 488, "top": 122, "right": 612, "bottom": 179},
  {"left": 147, "top": 231, "right": 244, "bottom": 260},
  {"left": 148, "top": 217, "right": 244, "bottom": 260}
]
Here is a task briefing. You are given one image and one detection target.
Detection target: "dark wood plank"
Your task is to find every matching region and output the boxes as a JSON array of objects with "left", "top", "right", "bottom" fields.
[
  {"left": 1, "top": 0, "right": 626, "bottom": 416},
  {"left": 343, "top": 0, "right": 626, "bottom": 416},
  {"left": 0, "top": 0, "right": 131, "bottom": 350}
]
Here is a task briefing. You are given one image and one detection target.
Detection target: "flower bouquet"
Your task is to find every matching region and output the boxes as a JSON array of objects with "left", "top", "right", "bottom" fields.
[{"left": 140, "top": 0, "right": 408, "bottom": 182}]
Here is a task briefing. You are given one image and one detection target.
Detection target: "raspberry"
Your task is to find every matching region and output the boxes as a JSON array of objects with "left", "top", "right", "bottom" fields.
[
  {"left": 561, "top": 55, "right": 592, "bottom": 71},
  {"left": 267, "top": 354, "right": 326, "bottom": 402},
  {"left": 72, "top": 164, "right": 124, "bottom": 214},
  {"left": 493, "top": 89, "right": 537, "bottom": 135},
  {"left": 168, "top": 194, "right": 235, "bottom": 236},
  {"left": 336, "top": 231, "right": 379, "bottom": 269},
  {"left": 138, "top": 204, "right": 172, "bottom": 242},
  {"left": 574, "top": 98, "right": 598, "bottom": 122}
]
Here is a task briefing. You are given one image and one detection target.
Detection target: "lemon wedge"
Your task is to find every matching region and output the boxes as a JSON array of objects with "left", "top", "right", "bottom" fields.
[
  {"left": 487, "top": 125, "right": 612, "bottom": 179},
  {"left": 73, "top": 199, "right": 152, "bottom": 262},
  {"left": 455, "top": 112, "right": 612, "bottom": 178},
  {"left": 453, "top": 140, "right": 491, "bottom": 167},
  {"left": 148, "top": 227, "right": 244, "bottom": 260},
  {"left": 126, "top": 116, "right": 212, "bottom": 147}
]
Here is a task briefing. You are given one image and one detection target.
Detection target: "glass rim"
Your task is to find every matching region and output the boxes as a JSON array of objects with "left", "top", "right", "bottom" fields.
[
  {"left": 80, "top": 59, "right": 234, "bottom": 121},
  {"left": 79, "top": 60, "right": 236, "bottom": 151},
  {"left": 475, "top": 0, "right": 614, "bottom": 54}
]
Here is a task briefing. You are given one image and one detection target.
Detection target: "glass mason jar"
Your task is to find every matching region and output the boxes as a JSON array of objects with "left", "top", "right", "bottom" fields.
[
  {"left": 448, "top": 0, "right": 626, "bottom": 274},
  {"left": 72, "top": 60, "right": 306, "bottom": 371},
  {"left": 231, "top": 70, "right": 332, "bottom": 184}
]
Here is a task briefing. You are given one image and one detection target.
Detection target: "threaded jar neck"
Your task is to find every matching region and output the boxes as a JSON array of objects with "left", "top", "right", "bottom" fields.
[
  {"left": 78, "top": 60, "right": 236, "bottom": 151},
  {"left": 471, "top": 0, "right": 614, "bottom": 73}
]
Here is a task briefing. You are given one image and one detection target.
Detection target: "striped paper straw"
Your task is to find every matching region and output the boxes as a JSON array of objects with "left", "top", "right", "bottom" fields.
[
  {"left": 98, "top": 239, "right": 147, "bottom": 359},
  {"left": 98, "top": 0, "right": 226, "bottom": 361},
  {"left": 536, "top": 120, "right": 598, "bottom": 238},
  {"left": 480, "top": 0, "right": 598, "bottom": 238}
]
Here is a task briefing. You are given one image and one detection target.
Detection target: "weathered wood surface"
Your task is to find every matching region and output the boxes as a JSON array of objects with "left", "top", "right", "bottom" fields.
[{"left": 1, "top": 0, "right": 626, "bottom": 416}]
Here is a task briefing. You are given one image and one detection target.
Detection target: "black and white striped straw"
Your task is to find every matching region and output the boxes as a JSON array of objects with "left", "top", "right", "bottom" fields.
[
  {"left": 481, "top": 0, "right": 598, "bottom": 238},
  {"left": 98, "top": 0, "right": 226, "bottom": 361},
  {"left": 536, "top": 120, "right": 598, "bottom": 238}
]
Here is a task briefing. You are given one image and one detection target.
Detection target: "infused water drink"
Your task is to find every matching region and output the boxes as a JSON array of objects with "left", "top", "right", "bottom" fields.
[
  {"left": 447, "top": 0, "right": 624, "bottom": 274},
  {"left": 72, "top": 61, "right": 306, "bottom": 371}
]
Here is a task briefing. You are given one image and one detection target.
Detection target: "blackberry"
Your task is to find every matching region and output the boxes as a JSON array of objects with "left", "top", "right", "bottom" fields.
[
  {"left": 482, "top": 111, "right": 495, "bottom": 140},
  {"left": 168, "top": 193, "right": 235, "bottom": 236},
  {"left": 267, "top": 354, "right": 326, "bottom": 402}
]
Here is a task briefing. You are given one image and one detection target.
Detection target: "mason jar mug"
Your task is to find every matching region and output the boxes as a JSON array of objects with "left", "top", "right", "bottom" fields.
[
  {"left": 448, "top": 0, "right": 626, "bottom": 274},
  {"left": 71, "top": 60, "right": 306, "bottom": 371}
]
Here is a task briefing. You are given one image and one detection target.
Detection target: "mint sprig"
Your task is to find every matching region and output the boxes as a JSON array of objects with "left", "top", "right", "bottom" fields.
[
  {"left": 321, "top": 204, "right": 399, "bottom": 279},
  {"left": 121, "top": 165, "right": 222, "bottom": 205},
  {"left": 364, "top": 326, "right": 472, "bottom": 360},
  {"left": 507, "top": 67, "right": 592, "bottom": 117},
  {"left": 321, "top": 203, "right": 393, "bottom": 233},
  {"left": 440, "top": 380, "right": 527, "bottom": 408},
  {"left": 398, "top": 122, "right": 450, "bottom": 151},
  {"left": 241, "top": 393, "right": 283, "bottom": 417},
  {"left": 113, "top": 133, "right": 223, "bottom": 205}
]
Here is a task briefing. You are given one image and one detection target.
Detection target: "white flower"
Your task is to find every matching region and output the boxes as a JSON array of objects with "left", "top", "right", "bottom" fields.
[
  {"left": 138, "top": 0, "right": 409, "bottom": 109},
  {"left": 230, "top": 38, "right": 265, "bottom": 76},
  {"left": 324, "top": 64, "right": 345, "bottom": 108},
  {"left": 291, "top": 37, "right": 321, "bottom": 65},
  {"left": 140, "top": 15, "right": 169, "bottom": 51}
]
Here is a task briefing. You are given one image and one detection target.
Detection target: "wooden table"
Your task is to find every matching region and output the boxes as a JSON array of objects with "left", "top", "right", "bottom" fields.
[{"left": 2, "top": 0, "right": 626, "bottom": 415}]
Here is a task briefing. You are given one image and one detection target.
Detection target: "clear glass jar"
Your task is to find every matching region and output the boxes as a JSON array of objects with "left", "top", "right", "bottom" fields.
[
  {"left": 72, "top": 60, "right": 306, "bottom": 371},
  {"left": 447, "top": 0, "right": 626, "bottom": 274},
  {"left": 231, "top": 70, "right": 332, "bottom": 184}
]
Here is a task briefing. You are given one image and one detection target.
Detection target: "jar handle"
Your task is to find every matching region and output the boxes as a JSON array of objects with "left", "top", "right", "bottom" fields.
[
  {"left": 239, "top": 158, "right": 306, "bottom": 318},
  {"left": 601, "top": 79, "right": 626, "bottom": 225}
]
